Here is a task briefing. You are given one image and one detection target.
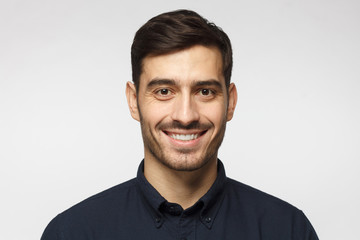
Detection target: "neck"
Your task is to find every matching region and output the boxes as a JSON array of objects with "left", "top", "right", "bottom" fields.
[{"left": 143, "top": 156, "right": 218, "bottom": 210}]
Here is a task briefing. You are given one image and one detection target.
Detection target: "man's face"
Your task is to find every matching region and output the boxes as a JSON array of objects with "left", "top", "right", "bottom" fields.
[{"left": 126, "top": 45, "right": 237, "bottom": 171}]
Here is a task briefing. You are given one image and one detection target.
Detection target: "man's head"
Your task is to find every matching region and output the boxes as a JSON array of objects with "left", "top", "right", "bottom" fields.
[
  {"left": 126, "top": 10, "right": 237, "bottom": 172},
  {"left": 131, "top": 9, "right": 233, "bottom": 92}
]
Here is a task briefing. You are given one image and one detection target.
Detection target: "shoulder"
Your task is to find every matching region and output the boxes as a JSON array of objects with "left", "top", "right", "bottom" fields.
[
  {"left": 41, "top": 178, "right": 138, "bottom": 240},
  {"left": 223, "top": 178, "right": 318, "bottom": 239},
  {"left": 225, "top": 177, "right": 298, "bottom": 212},
  {"left": 62, "top": 178, "right": 138, "bottom": 218},
  {"left": 69, "top": 178, "right": 137, "bottom": 209}
]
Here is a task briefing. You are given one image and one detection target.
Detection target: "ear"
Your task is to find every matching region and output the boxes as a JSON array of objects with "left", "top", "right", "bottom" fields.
[
  {"left": 126, "top": 81, "right": 140, "bottom": 122},
  {"left": 226, "top": 83, "right": 238, "bottom": 121}
]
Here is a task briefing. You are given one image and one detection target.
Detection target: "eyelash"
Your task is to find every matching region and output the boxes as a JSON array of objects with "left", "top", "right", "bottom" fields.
[
  {"left": 154, "top": 88, "right": 174, "bottom": 100},
  {"left": 156, "top": 88, "right": 171, "bottom": 95},
  {"left": 198, "top": 88, "right": 215, "bottom": 96},
  {"left": 153, "top": 88, "right": 216, "bottom": 100}
]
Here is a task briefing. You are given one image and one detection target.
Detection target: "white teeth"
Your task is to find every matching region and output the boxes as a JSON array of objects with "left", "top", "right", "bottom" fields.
[{"left": 170, "top": 134, "right": 199, "bottom": 141}]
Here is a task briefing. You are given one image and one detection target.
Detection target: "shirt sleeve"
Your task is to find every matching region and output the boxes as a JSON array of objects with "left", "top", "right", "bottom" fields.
[
  {"left": 295, "top": 211, "right": 319, "bottom": 240},
  {"left": 40, "top": 215, "right": 62, "bottom": 240}
]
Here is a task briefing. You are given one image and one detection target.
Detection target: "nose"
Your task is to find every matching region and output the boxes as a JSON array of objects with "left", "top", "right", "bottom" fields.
[{"left": 171, "top": 93, "right": 200, "bottom": 126}]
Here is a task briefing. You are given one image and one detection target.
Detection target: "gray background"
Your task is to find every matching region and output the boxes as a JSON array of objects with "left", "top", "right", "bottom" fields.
[{"left": 1, "top": 0, "right": 359, "bottom": 239}]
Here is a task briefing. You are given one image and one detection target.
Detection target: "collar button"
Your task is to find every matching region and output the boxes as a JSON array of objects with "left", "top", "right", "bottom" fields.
[{"left": 205, "top": 217, "right": 212, "bottom": 223}]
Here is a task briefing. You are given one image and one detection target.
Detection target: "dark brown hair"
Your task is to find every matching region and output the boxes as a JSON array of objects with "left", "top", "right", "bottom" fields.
[{"left": 131, "top": 9, "right": 233, "bottom": 91}]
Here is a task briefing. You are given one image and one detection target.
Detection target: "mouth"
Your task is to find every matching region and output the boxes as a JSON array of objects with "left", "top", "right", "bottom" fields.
[{"left": 163, "top": 130, "right": 207, "bottom": 141}]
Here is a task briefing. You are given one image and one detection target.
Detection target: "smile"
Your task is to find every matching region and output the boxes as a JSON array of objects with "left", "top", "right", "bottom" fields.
[
  {"left": 163, "top": 130, "right": 207, "bottom": 142},
  {"left": 170, "top": 133, "right": 199, "bottom": 141}
]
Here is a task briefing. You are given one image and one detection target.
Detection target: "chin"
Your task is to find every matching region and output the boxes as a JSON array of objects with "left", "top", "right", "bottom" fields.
[{"left": 157, "top": 152, "right": 216, "bottom": 172}]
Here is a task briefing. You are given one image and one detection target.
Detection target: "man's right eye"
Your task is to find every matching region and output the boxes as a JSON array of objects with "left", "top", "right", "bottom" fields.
[
  {"left": 154, "top": 88, "right": 174, "bottom": 100},
  {"left": 158, "top": 88, "right": 170, "bottom": 95}
]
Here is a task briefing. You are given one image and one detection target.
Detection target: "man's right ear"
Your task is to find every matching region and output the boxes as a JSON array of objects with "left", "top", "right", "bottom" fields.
[{"left": 126, "top": 81, "right": 140, "bottom": 122}]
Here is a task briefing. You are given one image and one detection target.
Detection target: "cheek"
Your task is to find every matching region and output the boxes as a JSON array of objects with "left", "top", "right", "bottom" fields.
[
  {"left": 140, "top": 102, "right": 172, "bottom": 125},
  {"left": 200, "top": 102, "right": 227, "bottom": 125}
]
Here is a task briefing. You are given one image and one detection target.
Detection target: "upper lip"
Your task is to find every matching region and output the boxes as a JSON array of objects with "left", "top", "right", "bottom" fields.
[{"left": 163, "top": 129, "right": 206, "bottom": 135}]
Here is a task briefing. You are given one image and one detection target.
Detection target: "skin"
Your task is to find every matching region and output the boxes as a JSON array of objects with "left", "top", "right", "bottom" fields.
[{"left": 126, "top": 45, "right": 237, "bottom": 209}]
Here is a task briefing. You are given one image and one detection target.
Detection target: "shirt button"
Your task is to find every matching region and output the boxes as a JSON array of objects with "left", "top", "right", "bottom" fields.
[
  {"left": 155, "top": 217, "right": 161, "bottom": 223},
  {"left": 205, "top": 217, "right": 212, "bottom": 223}
]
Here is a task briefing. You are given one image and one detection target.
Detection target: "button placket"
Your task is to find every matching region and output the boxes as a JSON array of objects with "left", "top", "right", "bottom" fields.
[{"left": 154, "top": 215, "right": 164, "bottom": 228}]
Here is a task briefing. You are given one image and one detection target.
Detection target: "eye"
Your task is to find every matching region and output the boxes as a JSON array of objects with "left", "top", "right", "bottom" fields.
[
  {"left": 199, "top": 88, "right": 212, "bottom": 96},
  {"left": 154, "top": 88, "right": 174, "bottom": 100},
  {"left": 156, "top": 88, "right": 170, "bottom": 95}
]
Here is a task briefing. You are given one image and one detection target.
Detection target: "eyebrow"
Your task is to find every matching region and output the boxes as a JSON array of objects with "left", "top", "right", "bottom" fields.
[
  {"left": 146, "top": 78, "right": 223, "bottom": 89},
  {"left": 192, "top": 79, "right": 222, "bottom": 89},
  {"left": 147, "top": 78, "right": 176, "bottom": 89}
]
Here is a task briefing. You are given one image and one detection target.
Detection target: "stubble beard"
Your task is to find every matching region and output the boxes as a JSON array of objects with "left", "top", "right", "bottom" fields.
[{"left": 139, "top": 111, "right": 227, "bottom": 172}]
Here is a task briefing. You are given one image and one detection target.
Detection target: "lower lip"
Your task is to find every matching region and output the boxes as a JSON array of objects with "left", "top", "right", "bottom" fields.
[{"left": 163, "top": 131, "right": 205, "bottom": 148}]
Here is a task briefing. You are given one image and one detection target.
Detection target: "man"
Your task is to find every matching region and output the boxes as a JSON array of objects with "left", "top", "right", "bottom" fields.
[{"left": 41, "top": 10, "right": 319, "bottom": 239}]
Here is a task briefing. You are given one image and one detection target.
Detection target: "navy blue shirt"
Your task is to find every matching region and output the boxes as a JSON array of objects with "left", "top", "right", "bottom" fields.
[{"left": 41, "top": 160, "right": 319, "bottom": 240}]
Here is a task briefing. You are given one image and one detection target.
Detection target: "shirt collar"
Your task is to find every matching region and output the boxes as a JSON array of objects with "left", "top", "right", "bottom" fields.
[
  {"left": 198, "top": 160, "right": 227, "bottom": 229},
  {"left": 136, "top": 160, "right": 167, "bottom": 228},
  {"left": 136, "top": 159, "right": 227, "bottom": 229}
]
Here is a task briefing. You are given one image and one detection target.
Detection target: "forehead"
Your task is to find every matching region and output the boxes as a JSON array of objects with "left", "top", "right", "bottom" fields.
[{"left": 140, "top": 45, "right": 224, "bottom": 87}]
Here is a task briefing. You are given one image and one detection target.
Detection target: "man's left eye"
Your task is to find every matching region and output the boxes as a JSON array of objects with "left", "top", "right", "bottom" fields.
[{"left": 199, "top": 89, "right": 212, "bottom": 96}]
